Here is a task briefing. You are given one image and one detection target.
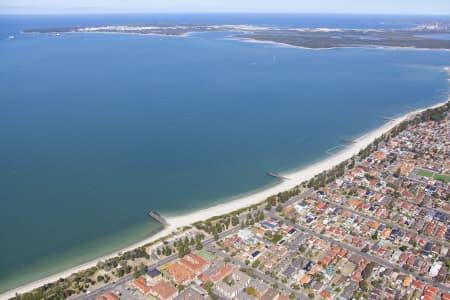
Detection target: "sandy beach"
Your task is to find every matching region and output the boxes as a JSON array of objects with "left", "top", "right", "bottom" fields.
[
  {"left": 236, "top": 37, "right": 450, "bottom": 52},
  {"left": 1, "top": 98, "right": 448, "bottom": 300}
]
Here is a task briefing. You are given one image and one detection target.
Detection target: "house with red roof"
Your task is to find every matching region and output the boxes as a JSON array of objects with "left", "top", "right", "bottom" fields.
[
  {"left": 96, "top": 292, "right": 120, "bottom": 300},
  {"left": 133, "top": 277, "right": 151, "bottom": 295},
  {"left": 149, "top": 280, "right": 178, "bottom": 300}
]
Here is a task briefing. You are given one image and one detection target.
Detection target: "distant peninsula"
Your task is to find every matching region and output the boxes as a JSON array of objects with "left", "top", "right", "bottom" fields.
[{"left": 23, "top": 22, "right": 450, "bottom": 50}]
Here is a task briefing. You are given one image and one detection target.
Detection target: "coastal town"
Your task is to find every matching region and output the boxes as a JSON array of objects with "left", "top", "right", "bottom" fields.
[{"left": 9, "top": 102, "right": 449, "bottom": 300}]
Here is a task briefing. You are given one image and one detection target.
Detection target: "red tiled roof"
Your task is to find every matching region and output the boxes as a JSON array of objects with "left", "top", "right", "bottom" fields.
[
  {"left": 133, "top": 277, "right": 151, "bottom": 295},
  {"left": 180, "top": 253, "right": 207, "bottom": 274},
  {"left": 411, "top": 280, "right": 425, "bottom": 290},
  {"left": 211, "top": 264, "right": 234, "bottom": 283},
  {"left": 167, "top": 262, "right": 195, "bottom": 285},
  {"left": 321, "top": 290, "right": 332, "bottom": 298},
  {"left": 441, "top": 292, "right": 450, "bottom": 300},
  {"left": 150, "top": 280, "right": 177, "bottom": 300},
  {"left": 96, "top": 292, "right": 120, "bottom": 300}
]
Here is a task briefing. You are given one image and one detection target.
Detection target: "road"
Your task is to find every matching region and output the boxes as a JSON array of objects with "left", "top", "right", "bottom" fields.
[
  {"left": 208, "top": 246, "right": 310, "bottom": 300},
  {"left": 73, "top": 253, "right": 176, "bottom": 300},
  {"left": 285, "top": 188, "right": 449, "bottom": 248},
  {"left": 74, "top": 224, "right": 242, "bottom": 300},
  {"left": 269, "top": 213, "right": 450, "bottom": 293},
  {"left": 277, "top": 184, "right": 450, "bottom": 292},
  {"left": 75, "top": 185, "right": 450, "bottom": 299},
  {"left": 283, "top": 189, "right": 314, "bottom": 207},
  {"left": 309, "top": 195, "right": 450, "bottom": 248}
]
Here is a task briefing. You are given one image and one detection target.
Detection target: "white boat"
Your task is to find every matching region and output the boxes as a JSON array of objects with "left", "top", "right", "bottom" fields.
[{"left": 8, "top": 35, "right": 15, "bottom": 40}]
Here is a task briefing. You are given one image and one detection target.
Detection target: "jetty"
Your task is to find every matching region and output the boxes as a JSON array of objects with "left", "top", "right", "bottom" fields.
[
  {"left": 267, "top": 172, "right": 289, "bottom": 180},
  {"left": 338, "top": 138, "right": 356, "bottom": 144},
  {"left": 325, "top": 144, "right": 345, "bottom": 156},
  {"left": 148, "top": 211, "right": 169, "bottom": 227},
  {"left": 378, "top": 115, "right": 396, "bottom": 121}
]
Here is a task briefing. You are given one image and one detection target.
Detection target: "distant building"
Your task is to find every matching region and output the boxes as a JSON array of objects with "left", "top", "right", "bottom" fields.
[
  {"left": 261, "top": 288, "right": 279, "bottom": 300},
  {"left": 238, "top": 229, "right": 253, "bottom": 240},
  {"left": 249, "top": 279, "right": 269, "bottom": 297},
  {"left": 215, "top": 270, "right": 251, "bottom": 299},
  {"left": 167, "top": 262, "right": 196, "bottom": 285},
  {"left": 294, "top": 202, "right": 308, "bottom": 213},
  {"left": 341, "top": 281, "right": 358, "bottom": 299},
  {"left": 174, "top": 287, "right": 206, "bottom": 300},
  {"left": 429, "top": 261, "right": 442, "bottom": 277},
  {"left": 211, "top": 263, "right": 235, "bottom": 283},
  {"left": 180, "top": 253, "right": 208, "bottom": 274},
  {"left": 235, "top": 290, "right": 257, "bottom": 300}
]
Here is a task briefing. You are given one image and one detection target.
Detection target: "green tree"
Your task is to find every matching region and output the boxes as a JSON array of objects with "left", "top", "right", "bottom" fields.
[
  {"left": 231, "top": 215, "right": 239, "bottom": 226},
  {"left": 251, "top": 260, "right": 260, "bottom": 268},
  {"left": 371, "top": 231, "right": 378, "bottom": 240},
  {"left": 246, "top": 287, "right": 258, "bottom": 297},
  {"left": 276, "top": 204, "right": 283, "bottom": 212}
]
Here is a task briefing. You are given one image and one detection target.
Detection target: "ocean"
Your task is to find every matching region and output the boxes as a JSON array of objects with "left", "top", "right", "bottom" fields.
[{"left": 0, "top": 14, "right": 449, "bottom": 292}]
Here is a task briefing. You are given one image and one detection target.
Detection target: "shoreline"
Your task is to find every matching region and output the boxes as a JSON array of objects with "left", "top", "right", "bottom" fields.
[
  {"left": 20, "top": 30, "right": 450, "bottom": 52},
  {"left": 162, "top": 99, "right": 448, "bottom": 227},
  {"left": 234, "top": 36, "right": 450, "bottom": 52},
  {"left": 1, "top": 98, "right": 448, "bottom": 300}
]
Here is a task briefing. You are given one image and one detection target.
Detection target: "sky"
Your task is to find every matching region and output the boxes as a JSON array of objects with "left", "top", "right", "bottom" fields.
[{"left": 0, "top": 0, "right": 450, "bottom": 15}]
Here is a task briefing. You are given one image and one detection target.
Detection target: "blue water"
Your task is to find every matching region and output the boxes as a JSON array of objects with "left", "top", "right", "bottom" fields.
[
  {"left": 0, "top": 14, "right": 449, "bottom": 293},
  {"left": 416, "top": 33, "right": 450, "bottom": 40}
]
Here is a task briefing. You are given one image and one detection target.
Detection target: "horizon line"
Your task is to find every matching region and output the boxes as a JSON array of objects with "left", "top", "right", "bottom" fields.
[{"left": 1, "top": 11, "right": 450, "bottom": 16}]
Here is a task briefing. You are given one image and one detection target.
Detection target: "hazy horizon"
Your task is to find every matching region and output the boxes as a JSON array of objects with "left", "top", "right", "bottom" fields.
[
  {"left": 1, "top": 0, "right": 449, "bottom": 15},
  {"left": 2, "top": 12, "right": 450, "bottom": 16}
]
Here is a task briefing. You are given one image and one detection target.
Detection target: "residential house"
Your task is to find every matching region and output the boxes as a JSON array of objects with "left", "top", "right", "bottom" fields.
[
  {"left": 149, "top": 280, "right": 178, "bottom": 300},
  {"left": 215, "top": 270, "right": 251, "bottom": 299}
]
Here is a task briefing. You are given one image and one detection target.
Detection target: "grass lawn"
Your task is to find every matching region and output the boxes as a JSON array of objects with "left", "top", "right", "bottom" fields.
[
  {"left": 434, "top": 174, "right": 450, "bottom": 183},
  {"left": 416, "top": 169, "right": 434, "bottom": 178},
  {"left": 271, "top": 233, "right": 284, "bottom": 244},
  {"left": 416, "top": 169, "right": 450, "bottom": 183}
]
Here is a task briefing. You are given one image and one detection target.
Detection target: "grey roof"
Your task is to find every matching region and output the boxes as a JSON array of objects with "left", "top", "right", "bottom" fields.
[
  {"left": 215, "top": 270, "right": 251, "bottom": 297},
  {"left": 282, "top": 266, "right": 296, "bottom": 277},
  {"left": 341, "top": 281, "right": 358, "bottom": 299},
  {"left": 174, "top": 287, "right": 206, "bottom": 300},
  {"left": 249, "top": 279, "right": 269, "bottom": 294},
  {"left": 261, "top": 288, "right": 279, "bottom": 300},
  {"left": 146, "top": 268, "right": 162, "bottom": 278},
  {"left": 235, "top": 290, "right": 257, "bottom": 300}
]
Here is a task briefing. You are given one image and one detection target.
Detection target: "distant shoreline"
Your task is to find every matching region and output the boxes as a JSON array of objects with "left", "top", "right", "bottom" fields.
[
  {"left": 20, "top": 29, "right": 450, "bottom": 52},
  {"left": 233, "top": 36, "right": 450, "bottom": 51},
  {"left": 2, "top": 94, "right": 448, "bottom": 299},
  {"left": 21, "top": 21, "right": 450, "bottom": 50}
]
